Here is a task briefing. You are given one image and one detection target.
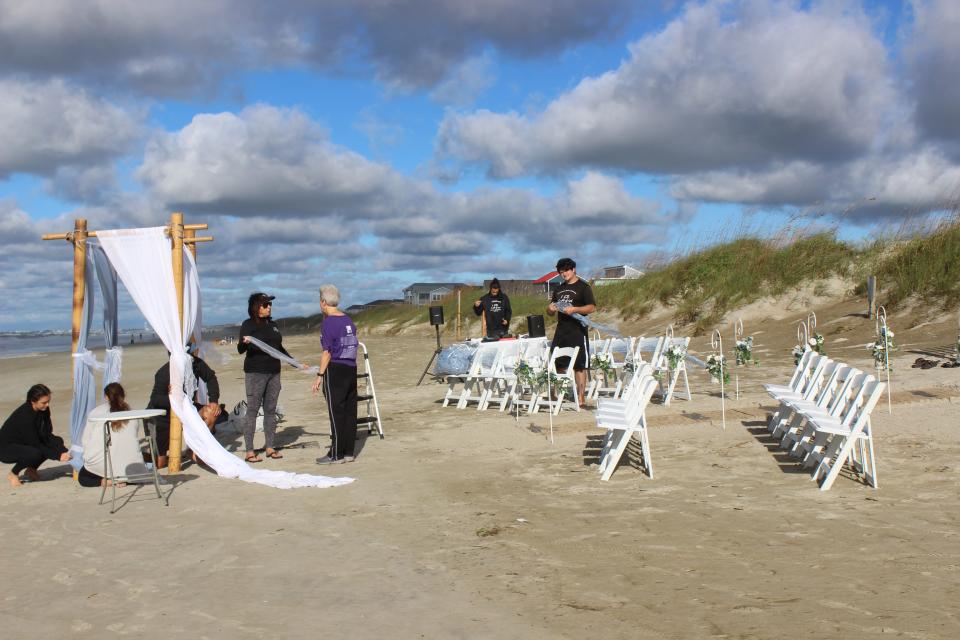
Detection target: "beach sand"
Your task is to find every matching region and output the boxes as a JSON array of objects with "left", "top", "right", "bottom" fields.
[{"left": 1, "top": 314, "right": 959, "bottom": 638}]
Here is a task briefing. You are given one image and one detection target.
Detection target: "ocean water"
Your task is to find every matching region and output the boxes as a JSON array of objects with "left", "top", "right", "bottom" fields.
[{"left": 0, "top": 332, "right": 158, "bottom": 358}]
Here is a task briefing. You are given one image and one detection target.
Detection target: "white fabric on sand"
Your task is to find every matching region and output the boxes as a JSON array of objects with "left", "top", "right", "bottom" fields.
[{"left": 98, "top": 227, "right": 353, "bottom": 489}]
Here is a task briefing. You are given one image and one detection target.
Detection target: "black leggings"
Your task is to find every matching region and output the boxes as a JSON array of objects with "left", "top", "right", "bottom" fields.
[
  {"left": 0, "top": 443, "right": 47, "bottom": 475},
  {"left": 78, "top": 466, "right": 103, "bottom": 488},
  {"left": 323, "top": 362, "right": 358, "bottom": 458}
]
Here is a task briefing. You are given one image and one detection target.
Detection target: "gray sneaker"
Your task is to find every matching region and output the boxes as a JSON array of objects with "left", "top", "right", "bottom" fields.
[{"left": 315, "top": 455, "right": 342, "bottom": 465}]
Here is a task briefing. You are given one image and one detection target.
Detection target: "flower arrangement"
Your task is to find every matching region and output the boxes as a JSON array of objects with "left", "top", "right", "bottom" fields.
[
  {"left": 792, "top": 333, "right": 826, "bottom": 365},
  {"left": 591, "top": 353, "right": 614, "bottom": 377},
  {"left": 664, "top": 344, "right": 687, "bottom": 371},
  {"left": 706, "top": 353, "right": 729, "bottom": 385},
  {"left": 866, "top": 326, "right": 895, "bottom": 369},
  {"left": 734, "top": 336, "right": 758, "bottom": 366},
  {"left": 514, "top": 360, "right": 570, "bottom": 394}
]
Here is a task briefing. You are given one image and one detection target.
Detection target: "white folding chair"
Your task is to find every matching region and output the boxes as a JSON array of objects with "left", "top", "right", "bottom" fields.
[
  {"left": 508, "top": 339, "right": 549, "bottom": 414},
  {"left": 765, "top": 353, "right": 829, "bottom": 433},
  {"left": 442, "top": 346, "right": 480, "bottom": 407},
  {"left": 479, "top": 339, "right": 526, "bottom": 411},
  {"left": 656, "top": 336, "right": 691, "bottom": 405},
  {"left": 806, "top": 378, "right": 885, "bottom": 490},
  {"left": 533, "top": 346, "right": 580, "bottom": 415},
  {"left": 457, "top": 342, "right": 502, "bottom": 409},
  {"left": 597, "top": 373, "right": 658, "bottom": 481},
  {"left": 779, "top": 364, "right": 857, "bottom": 453}
]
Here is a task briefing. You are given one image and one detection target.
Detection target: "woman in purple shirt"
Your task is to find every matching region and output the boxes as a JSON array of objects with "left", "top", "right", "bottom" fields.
[{"left": 311, "top": 284, "right": 359, "bottom": 464}]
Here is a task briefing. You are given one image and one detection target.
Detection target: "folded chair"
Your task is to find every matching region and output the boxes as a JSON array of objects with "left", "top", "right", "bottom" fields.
[{"left": 596, "top": 372, "right": 658, "bottom": 481}]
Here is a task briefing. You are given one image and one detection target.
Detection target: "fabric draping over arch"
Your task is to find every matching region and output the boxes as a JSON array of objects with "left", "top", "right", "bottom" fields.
[{"left": 97, "top": 227, "right": 352, "bottom": 489}]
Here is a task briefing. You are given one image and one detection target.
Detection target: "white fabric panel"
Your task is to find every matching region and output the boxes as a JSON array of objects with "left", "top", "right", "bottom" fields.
[
  {"left": 98, "top": 227, "right": 353, "bottom": 489},
  {"left": 245, "top": 335, "right": 319, "bottom": 374}
]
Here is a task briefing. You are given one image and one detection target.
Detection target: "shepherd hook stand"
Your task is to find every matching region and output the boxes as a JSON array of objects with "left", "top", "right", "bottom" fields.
[{"left": 417, "top": 324, "right": 444, "bottom": 385}]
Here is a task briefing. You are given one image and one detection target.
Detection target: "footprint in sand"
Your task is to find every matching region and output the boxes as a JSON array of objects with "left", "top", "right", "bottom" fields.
[
  {"left": 51, "top": 571, "right": 74, "bottom": 585},
  {"left": 71, "top": 621, "right": 93, "bottom": 632}
]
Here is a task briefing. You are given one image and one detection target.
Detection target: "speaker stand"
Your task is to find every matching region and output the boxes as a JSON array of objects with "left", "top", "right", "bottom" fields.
[{"left": 417, "top": 324, "right": 444, "bottom": 385}]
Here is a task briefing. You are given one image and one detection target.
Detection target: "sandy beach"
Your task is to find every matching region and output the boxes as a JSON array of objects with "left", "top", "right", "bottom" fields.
[{"left": 1, "top": 311, "right": 959, "bottom": 639}]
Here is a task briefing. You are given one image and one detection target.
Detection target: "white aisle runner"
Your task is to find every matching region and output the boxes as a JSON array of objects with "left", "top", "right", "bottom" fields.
[{"left": 98, "top": 227, "right": 353, "bottom": 489}]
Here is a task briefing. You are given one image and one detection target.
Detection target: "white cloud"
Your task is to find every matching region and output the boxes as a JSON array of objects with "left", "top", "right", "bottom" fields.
[
  {"left": 0, "top": 78, "right": 141, "bottom": 179},
  {"left": 438, "top": 1, "right": 897, "bottom": 177},
  {"left": 429, "top": 54, "right": 496, "bottom": 106},
  {"left": 907, "top": 0, "right": 960, "bottom": 151},
  {"left": 0, "top": 0, "right": 633, "bottom": 95}
]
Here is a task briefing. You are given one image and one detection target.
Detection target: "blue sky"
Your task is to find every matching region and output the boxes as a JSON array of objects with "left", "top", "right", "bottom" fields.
[{"left": 1, "top": 0, "right": 958, "bottom": 331}]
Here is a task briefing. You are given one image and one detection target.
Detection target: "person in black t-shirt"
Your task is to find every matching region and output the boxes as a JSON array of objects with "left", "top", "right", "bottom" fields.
[
  {"left": 473, "top": 278, "right": 513, "bottom": 338},
  {"left": 546, "top": 257, "right": 596, "bottom": 407}
]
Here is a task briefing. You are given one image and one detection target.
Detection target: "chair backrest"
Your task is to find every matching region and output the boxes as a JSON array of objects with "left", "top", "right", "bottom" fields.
[
  {"left": 633, "top": 336, "right": 663, "bottom": 364},
  {"left": 811, "top": 363, "right": 852, "bottom": 409},
  {"left": 835, "top": 373, "right": 876, "bottom": 428},
  {"left": 797, "top": 354, "right": 831, "bottom": 398},
  {"left": 548, "top": 346, "right": 580, "bottom": 374},
  {"left": 472, "top": 342, "right": 503, "bottom": 375},
  {"left": 848, "top": 379, "right": 885, "bottom": 433},
  {"left": 495, "top": 340, "right": 525, "bottom": 374},
  {"left": 788, "top": 349, "right": 818, "bottom": 390}
]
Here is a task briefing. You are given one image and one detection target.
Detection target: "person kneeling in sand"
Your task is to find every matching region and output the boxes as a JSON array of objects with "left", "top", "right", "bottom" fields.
[
  {"left": 0, "top": 384, "right": 70, "bottom": 487},
  {"left": 79, "top": 383, "right": 151, "bottom": 488}
]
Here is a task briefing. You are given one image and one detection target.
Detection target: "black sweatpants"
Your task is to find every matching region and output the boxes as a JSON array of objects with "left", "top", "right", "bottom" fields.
[
  {"left": 0, "top": 443, "right": 47, "bottom": 474},
  {"left": 323, "top": 362, "right": 358, "bottom": 459},
  {"left": 78, "top": 466, "right": 103, "bottom": 488}
]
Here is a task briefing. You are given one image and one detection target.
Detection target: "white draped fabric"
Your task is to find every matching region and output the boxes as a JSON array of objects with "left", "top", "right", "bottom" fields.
[
  {"left": 245, "top": 336, "right": 319, "bottom": 374},
  {"left": 98, "top": 227, "right": 353, "bottom": 489},
  {"left": 68, "top": 243, "right": 123, "bottom": 470}
]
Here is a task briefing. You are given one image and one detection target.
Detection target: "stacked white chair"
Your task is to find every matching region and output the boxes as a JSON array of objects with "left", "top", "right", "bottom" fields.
[
  {"left": 596, "top": 363, "right": 658, "bottom": 481},
  {"left": 764, "top": 353, "right": 885, "bottom": 490}
]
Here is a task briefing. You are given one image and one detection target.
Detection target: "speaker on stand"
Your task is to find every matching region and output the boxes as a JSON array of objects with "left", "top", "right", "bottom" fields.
[{"left": 418, "top": 306, "right": 446, "bottom": 385}]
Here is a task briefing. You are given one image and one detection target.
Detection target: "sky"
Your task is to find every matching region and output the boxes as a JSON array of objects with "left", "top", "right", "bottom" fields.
[{"left": 1, "top": 0, "right": 958, "bottom": 331}]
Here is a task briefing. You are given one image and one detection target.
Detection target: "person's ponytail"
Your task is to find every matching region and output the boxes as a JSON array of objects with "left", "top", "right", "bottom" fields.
[{"left": 103, "top": 382, "right": 130, "bottom": 429}]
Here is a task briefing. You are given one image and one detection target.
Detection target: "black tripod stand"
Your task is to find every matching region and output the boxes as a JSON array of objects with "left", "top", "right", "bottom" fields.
[{"left": 417, "top": 324, "right": 444, "bottom": 385}]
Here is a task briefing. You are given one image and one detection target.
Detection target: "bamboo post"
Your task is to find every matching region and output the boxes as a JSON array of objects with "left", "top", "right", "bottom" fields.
[
  {"left": 867, "top": 275, "right": 876, "bottom": 319},
  {"left": 70, "top": 219, "right": 88, "bottom": 354},
  {"left": 456, "top": 290, "right": 461, "bottom": 340},
  {"left": 168, "top": 212, "right": 186, "bottom": 473}
]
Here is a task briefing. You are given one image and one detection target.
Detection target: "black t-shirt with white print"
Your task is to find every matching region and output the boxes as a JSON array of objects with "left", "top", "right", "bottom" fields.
[{"left": 551, "top": 278, "right": 595, "bottom": 342}]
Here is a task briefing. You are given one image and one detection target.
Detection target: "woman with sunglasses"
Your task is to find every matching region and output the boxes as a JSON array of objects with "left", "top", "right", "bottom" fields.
[{"left": 238, "top": 292, "right": 290, "bottom": 462}]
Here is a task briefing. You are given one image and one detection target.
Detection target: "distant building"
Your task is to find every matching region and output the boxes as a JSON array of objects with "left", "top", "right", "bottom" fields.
[
  {"left": 532, "top": 271, "right": 564, "bottom": 296},
  {"left": 345, "top": 299, "right": 403, "bottom": 314},
  {"left": 402, "top": 283, "right": 470, "bottom": 306},
  {"left": 592, "top": 264, "right": 644, "bottom": 286}
]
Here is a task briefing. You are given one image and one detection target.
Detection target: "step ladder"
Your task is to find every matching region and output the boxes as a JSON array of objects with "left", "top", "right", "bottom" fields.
[{"left": 356, "top": 342, "right": 384, "bottom": 438}]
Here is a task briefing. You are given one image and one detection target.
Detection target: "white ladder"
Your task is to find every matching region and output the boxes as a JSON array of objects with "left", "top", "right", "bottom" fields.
[{"left": 357, "top": 342, "right": 384, "bottom": 438}]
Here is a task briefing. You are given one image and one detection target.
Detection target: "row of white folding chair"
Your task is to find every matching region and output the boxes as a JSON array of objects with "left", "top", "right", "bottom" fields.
[
  {"left": 506, "top": 344, "right": 580, "bottom": 415},
  {"left": 459, "top": 338, "right": 547, "bottom": 411},
  {"left": 596, "top": 363, "right": 658, "bottom": 481},
  {"left": 479, "top": 338, "right": 545, "bottom": 411},
  {"left": 764, "top": 352, "right": 884, "bottom": 489}
]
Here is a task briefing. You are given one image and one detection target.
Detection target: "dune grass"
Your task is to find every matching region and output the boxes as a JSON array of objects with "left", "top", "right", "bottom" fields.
[{"left": 307, "top": 215, "right": 960, "bottom": 336}]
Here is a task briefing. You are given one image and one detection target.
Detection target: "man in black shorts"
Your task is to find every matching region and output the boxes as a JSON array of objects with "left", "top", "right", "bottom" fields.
[{"left": 546, "top": 257, "right": 596, "bottom": 407}]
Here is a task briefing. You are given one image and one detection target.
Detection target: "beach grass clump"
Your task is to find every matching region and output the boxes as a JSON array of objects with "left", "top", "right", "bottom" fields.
[
  {"left": 594, "top": 232, "right": 855, "bottom": 331},
  {"left": 870, "top": 216, "right": 960, "bottom": 308}
]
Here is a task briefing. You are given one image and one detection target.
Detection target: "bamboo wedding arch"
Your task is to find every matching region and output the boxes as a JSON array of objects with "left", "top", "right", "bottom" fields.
[{"left": 42, "top": 213, "right": 214, "bottom": 473}]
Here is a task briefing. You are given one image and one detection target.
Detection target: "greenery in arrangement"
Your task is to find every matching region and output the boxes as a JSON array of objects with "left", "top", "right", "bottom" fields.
[
  {"left": 706, "top": 353, "right": 730, "bottom": 385},
  {"left": 513, "top": 360, "right": 570, "bottom": 394},
  {"left": 792, "top": 333, "right": 825, "bottom": 365},
  {"left": 591, "top": 353, "right": 614, "bottom": 377},
  {"left": 734, "top": 336, "right": 759, "bottom": 366},
  {"left": 866, "top": 326, "right": 895, "bottom": 370},
  {"left": 664, "top": 344, "right": 687, "bottom": 370}
]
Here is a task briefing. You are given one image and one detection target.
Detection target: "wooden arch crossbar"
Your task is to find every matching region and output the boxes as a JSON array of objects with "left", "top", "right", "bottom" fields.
[{"left": 42, "top": 212, "right": 214, "bottom": 473}]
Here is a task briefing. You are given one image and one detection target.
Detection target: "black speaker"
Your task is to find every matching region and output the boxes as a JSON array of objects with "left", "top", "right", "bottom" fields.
[
  {"left": 429, "top": 305, "right": 445, "bottom": 326},
  {"left": 527, "top": 314, "right": 545, "bottom": 338}
]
